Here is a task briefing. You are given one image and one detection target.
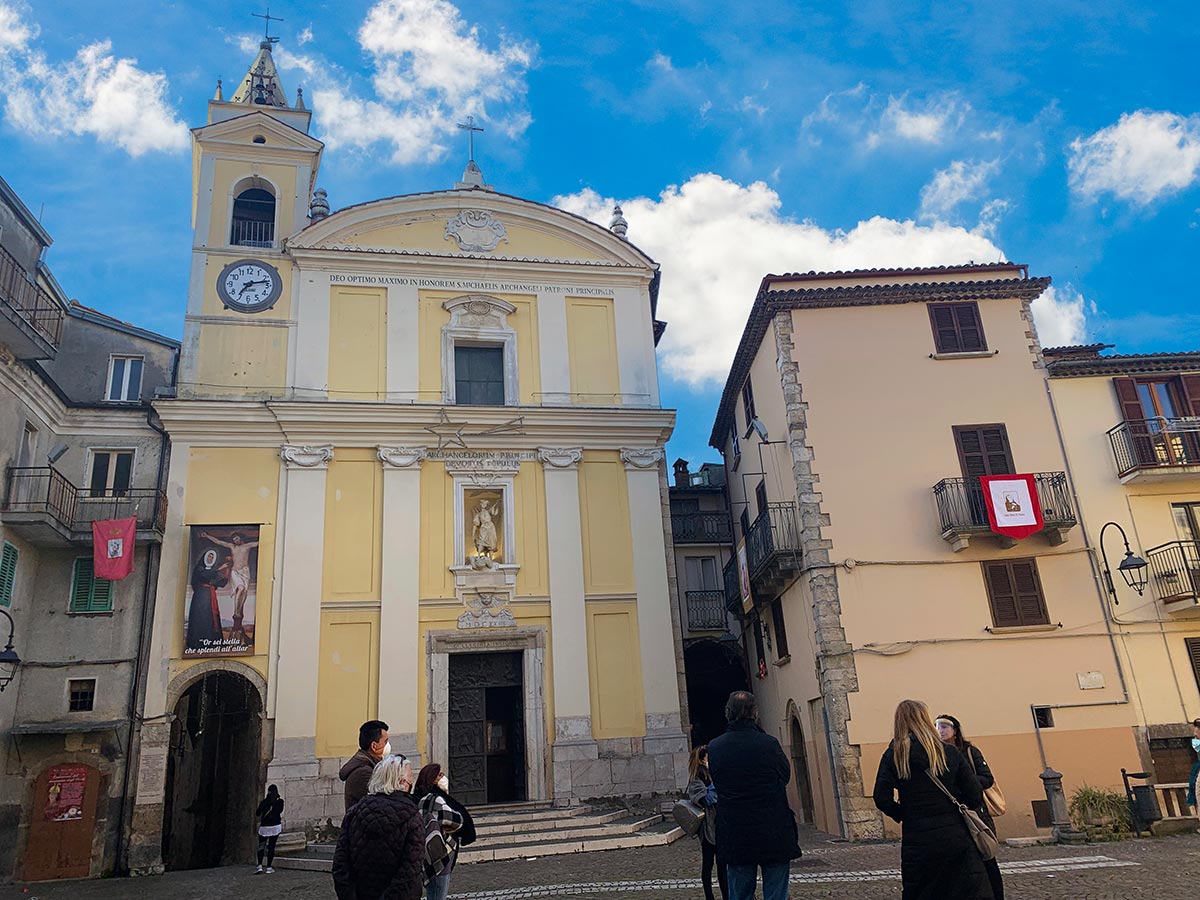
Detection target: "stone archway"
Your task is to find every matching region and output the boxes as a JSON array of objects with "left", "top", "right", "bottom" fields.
[
  {"left": 786, "top": 706, "right": 816, "bottom": 825},
  {"left": 162, "top": 667, "right": 265, "bottom": 870},
  {"left": 683, "top": 639, "right": 750, "bottom": 747}
]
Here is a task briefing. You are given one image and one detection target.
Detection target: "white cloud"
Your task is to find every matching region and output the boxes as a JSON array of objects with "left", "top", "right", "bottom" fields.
[
  {"left": 874, "top": 94, "right": 966, "bottom": 146},
  {"left": 919, "top": 159, "right": 1000, "bottom": 220},
  {"left": 0, "top": 4, "right": 186, "bottom": 156},
  {"left": 1030, "top": 285, "right": 1089, "bottom": 347},
  {"left": 269, "top": 0, "right": 534, "bottom": 165},
  {"left": 555, "top": 174, "right": 1006, "bottom": 386},
  {"left": 1068, "top": 110, "right": 1200, "bottom": 206},
  {"left": 296, "top": 26, "right": 314, "bottom": 46}
]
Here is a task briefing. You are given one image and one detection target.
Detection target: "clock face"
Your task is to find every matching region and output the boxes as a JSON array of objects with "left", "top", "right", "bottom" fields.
[{"left": 216, "top": 259, "right": 282, "bottom": 313}]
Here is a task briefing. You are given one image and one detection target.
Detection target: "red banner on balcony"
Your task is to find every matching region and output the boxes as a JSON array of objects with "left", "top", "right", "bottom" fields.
[
  {"left": 979, "top": 474, "right": 1044, "bottom": 540},
  {"left": 92, "top": 517, "right": 136, "bottom": 580}
]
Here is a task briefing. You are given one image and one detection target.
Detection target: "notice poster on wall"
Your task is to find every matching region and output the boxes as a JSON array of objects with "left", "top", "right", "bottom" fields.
[
  {"left": 183, "top": 525, "right": 260, "bottom": 657},
  {"left": 44, "top": 765, "right": 88, "bottom": 822}
]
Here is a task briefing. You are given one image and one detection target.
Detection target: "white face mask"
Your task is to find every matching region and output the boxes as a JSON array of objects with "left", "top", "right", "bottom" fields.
[
  {"left": 437, "top": 774, "right": 450, "bottom": 792},
  {"left": 381, "top": 740, "right": 392, "bottom": 758}
]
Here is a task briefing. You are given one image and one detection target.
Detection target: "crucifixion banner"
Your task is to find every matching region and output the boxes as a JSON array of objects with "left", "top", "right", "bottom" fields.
[{"left": 183, "top": 524, "right": 260, "bottom": 657}]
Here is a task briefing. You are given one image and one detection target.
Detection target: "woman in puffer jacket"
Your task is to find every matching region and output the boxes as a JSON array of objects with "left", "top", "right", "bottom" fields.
[
  {"left": 332, "top": 754, "right": 424, "bottom": 900},
  {"left": 686, "top": 745, "right": 727, "bottom": 900}
]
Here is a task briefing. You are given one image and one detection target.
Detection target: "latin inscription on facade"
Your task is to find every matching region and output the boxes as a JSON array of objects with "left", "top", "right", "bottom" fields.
[{"left": 329, "top": 274, "right": 612, "bottom": 296}]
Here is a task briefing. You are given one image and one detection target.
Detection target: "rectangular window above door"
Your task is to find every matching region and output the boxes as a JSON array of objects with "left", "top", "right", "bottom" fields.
[
  {"left": 929, "top": 302, "right": 987, "bottom": 354},
  {"left": 454, "top": 345, "right": 505, "bottom": 406}
]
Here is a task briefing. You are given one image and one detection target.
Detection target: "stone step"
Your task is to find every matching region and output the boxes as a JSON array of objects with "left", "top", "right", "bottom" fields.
[
  {"left": 275, "top": 831, "right": 307, "bottom": 854},
  {"left": 458, "top": 820, "right": 684, "bottom": 864},
  {"left": 471, "top": 804, "right": 593, "bottom": 826},
  {"left": 474, "top": 814, "right": 661, "bottom": 847},
  {"left": 475, "top": 808, "right": 625, "bottom": 835}
]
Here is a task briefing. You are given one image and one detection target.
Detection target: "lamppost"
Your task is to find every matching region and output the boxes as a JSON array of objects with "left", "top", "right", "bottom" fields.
[
  {"left": 1098, "top": 521, "right": 1149, "bottom": 605},
  {"left": 0, "top": 608, "right": 19, "bottom": 691}
]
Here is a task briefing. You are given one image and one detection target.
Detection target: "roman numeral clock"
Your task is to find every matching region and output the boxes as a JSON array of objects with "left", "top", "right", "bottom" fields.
[{"left": 216, "top": 258, "right": 283, "bottom": 313}]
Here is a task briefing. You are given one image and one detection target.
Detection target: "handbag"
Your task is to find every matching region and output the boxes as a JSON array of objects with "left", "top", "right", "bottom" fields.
[
  {"left": 672, "top": 798, "right": 706, "bottom": 837},
  {"left": 926, "top": 770, "right": 999, "bottom": 861},
  {"left": 965, "top": 745, "right": 1007, "bottom": 817}
]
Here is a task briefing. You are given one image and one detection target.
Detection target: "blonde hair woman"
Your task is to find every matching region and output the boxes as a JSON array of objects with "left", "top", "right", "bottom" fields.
[
  {"left": 333, "top": 755, "right": 425, "bottom": 900},
  {"left": 872, "top": 700, "right": 992, "bottom": 900}
]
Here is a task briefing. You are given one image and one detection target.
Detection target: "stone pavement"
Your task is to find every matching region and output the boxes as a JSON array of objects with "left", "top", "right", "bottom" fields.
[{"left": 10, "top": 831, "right": 1200, "bottom": 899}]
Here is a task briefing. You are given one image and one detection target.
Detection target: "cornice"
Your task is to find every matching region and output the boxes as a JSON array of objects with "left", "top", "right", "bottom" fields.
[{"left": 0, "top": 360, "right": 158, "bottom": 437}]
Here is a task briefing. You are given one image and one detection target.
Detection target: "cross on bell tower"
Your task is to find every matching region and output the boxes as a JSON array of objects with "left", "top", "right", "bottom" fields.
[
  {"left": 454, "top": 115, "right": 493, "bottom": 191},
  {"left": 251, "top": 6, "right": 284, "bottom": 44}
]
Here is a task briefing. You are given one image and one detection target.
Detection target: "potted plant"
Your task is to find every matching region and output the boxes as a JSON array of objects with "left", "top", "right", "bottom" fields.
[{"left": 1068, "top": 784, "right": 1132, "bottom": 836}]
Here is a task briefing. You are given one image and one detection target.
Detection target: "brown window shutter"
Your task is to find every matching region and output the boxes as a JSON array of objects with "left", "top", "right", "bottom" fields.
[
  {"left": 1113, "top": 377, "right": 1145, "bottom": 423},
  {"left": 930, "top": 305, "right": 962, "bottom": 353},
  {"left": 953, "top": 303, "right": 986, "bottom": 352},
  {"left": 1179, "top": 375, "right": 1200, "bottom": 417},
  {"left": 1186, "top": 638, "right": 1200, "bottom": 695},
  {"left": 984, "top": 562, "right": 1022, "bottom": 628},
  {"left": 984, "top": 559, "right": 1049, "bottom": 627},
  {"left": 954, "top": 424, "right": 1015, "bottom": 478}
]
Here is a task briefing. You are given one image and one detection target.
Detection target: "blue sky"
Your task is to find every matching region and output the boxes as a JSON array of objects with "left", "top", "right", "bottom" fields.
[{"left": 1, "top": 1, "right": 1198, "bottom": 465}]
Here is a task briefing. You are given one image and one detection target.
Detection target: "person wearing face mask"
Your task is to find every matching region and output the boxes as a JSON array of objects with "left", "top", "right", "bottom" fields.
[
  {"left": 1187, "top": 719, "right": 1200, "bottom": 810},
  {"left": 341, "top": 719, "right": 391, "bottom": 813},
  {"left": 413, "top": 763, "right": 475, "bottom": 900}
]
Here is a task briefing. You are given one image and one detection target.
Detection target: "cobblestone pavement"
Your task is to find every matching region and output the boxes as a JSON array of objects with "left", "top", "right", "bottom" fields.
[{"left": 11, "top": 831, "right": 1200, "bottom": 900}]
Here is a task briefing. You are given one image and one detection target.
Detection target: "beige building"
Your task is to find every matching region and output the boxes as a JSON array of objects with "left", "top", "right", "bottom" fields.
[
  {"left": 711, "top": 263, "right": 1141, "bottom": 839},
  {"left": 1047, "top": 344, "right": 1200, "bottom": 786}
]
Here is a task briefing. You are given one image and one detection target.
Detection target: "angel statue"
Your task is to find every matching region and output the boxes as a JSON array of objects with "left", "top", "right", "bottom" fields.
[{"left": 472, "top": 499, "right": 500, "bottom": 560}]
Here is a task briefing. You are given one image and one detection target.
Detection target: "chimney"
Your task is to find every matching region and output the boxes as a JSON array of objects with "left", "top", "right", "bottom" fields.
[{"left": 673, "top": 458, "right": 691, "bottom": 488}]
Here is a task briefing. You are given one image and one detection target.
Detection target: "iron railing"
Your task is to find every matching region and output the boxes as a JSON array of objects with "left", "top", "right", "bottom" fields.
[
  {"left": 745, "top": 502, "right": 802, "bottom": 578},
  {"left": 685, "top": 590, "right": 728, "bottom": 631},
  {"left": 1146, "top": 541, "right": 1200, "bottom": 603},
  {"left": 723, "top": 556, "right": 742, "bottom": 613},
  {"left": 671, "top": 512, "right": 734, "bottom": 544},
  {"left": 230, "top": 218, "right": 275, "bottom": 248},
  {"left": 0, "top": 244, "right": 64, "bottom": 345},
  {"left": 1109, "top": 418, "right": 1200, "bottom": 477},
  {"left": 3, "top": 466, "right": 166, "bottom": 534},
  {"left": 933, "top": 472, "right": 1076, "bottom": 535}
]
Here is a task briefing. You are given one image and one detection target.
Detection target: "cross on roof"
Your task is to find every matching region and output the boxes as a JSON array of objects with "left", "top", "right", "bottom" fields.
[
  {"left": 252, "top": 5, "right": 284, "bottom": 43},
  {"left": 458, "top": 115, "right": 484, "bottom": 161}
]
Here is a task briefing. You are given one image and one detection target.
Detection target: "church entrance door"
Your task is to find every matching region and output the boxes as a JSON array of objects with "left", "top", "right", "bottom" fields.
[{"left": 448, "top": 652, "right": 525, "bottom": 805}]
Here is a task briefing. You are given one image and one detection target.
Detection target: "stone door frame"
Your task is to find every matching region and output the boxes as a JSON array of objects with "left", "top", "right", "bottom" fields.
[{"left": 428, "top": 626, "right": 548, "bottom": 802}]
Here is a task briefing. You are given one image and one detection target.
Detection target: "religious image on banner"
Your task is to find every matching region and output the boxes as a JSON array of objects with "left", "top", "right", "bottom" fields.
[
  {"left": 92, "top": 517, "right": 136, "bottom": 580},
  {"left": 44, "top": 765, "right": 88, "bottom": 822},
  {"left": 737, "top": 540, "right": 753, "bottom": 614},
  {"left": 979, "top": 474, "right": 1045, "bottom": 540},
  {"left": 183, "top": 525, "right": 259, "bottom": 657}
]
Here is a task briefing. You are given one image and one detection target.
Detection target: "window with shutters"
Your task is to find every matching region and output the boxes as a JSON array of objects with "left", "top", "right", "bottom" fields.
[
  {"left": 928, "top": 302, "right": 987, "bottom": 354},
  {"left": 87, "top": 450, "right": 134, "bottom": 498},
  {"left": 1113, "top": 376, "right": 1200, "bottom": 470},
  {"left": 730, "top": 427, "right": 741, "bottom": 471},
  {"left": 0, "top": 542, "right": 16, "bottom": 607},
  {"left": 751, "top": 612, "right": 767, "bottom": 671},
  {"left": 755, "top": 480, "right": 768, "bottom": 518},
  {"left": 982, "top": 558, "right": 1050, "bottom": 627},
  {"left": 1186, "top": 638, "right": 1200, "bottom": 698},
  {"left": 770, "top": 598, "right": 790, "bottom": 660},
  {"left": 69, "top": 557, "right": 113, "bottom": 613},
  {"left": 954, "top": 425, "right": 1015, "bottom": 526},
  {"left": 742, "top": 377, "right": 757, "bottom": 429}
]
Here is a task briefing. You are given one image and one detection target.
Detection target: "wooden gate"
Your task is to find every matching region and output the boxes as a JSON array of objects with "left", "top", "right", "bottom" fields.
[{"left": 23, "top": 763, "right": 101, "bottom": 881}]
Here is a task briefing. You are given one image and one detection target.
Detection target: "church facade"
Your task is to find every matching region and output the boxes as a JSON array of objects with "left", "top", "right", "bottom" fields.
[{"left": 128, "top": 40, "right": 687, "bottom": 872}]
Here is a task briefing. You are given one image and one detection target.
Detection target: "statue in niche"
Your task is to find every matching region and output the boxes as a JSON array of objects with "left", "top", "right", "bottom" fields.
[{"left": 471, "top": 499, "right": 500, "bottom": 566}]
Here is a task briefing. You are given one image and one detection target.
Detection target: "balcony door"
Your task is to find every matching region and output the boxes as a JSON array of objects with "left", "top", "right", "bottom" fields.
[
  {"left": 954, "top": 425, "right": 1014, "bottom": 526},
  {"left": 1116, "top": 377, "right": 1200, "bottom": 468},
  {"left": 1170, "top": 504, "right": 1200, "bottom": 598}
]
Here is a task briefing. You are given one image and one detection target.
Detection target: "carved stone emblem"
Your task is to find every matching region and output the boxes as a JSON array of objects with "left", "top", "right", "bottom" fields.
[
  {"left": 377, "top": 446, "right": 427, "bottom": 469},
  {"left": 280, "top": 444, "right": 334, "bottom": 469},
  {"left": 538, "top": 448, "right": 583, "bottom": 470},
  {"left": 620, "top": 447, "right": 665, "bottom": 470},
  {"left": 458, "top": 591, "right": 517, "bottom": 629},
  {"left": 444, "top": 210, "right": 509, "bottom": 252}
]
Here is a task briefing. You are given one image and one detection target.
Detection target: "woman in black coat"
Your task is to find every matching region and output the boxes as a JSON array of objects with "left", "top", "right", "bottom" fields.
[
  {"left": 873, "top": 700, "right": 992, "bottom": 900},
  {"left": 255, "top": 784, "right": 284, "bottom": 874},
  {"left": 938, "top": 713, "right": 1004, "bottom": 900}
]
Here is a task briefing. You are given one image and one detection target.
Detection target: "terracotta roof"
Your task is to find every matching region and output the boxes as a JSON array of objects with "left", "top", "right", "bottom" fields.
[
  {"left": 1047, "top": 350, "right": 1200, "bottom": 378},
  {"left": 760, "top": 261, "right": 1028, "bottom": 285},
  {"left": 1042, "top": 343, "right": 1112, "bottom": 358},
  {"left": 708, "top": 273, "right": 1051, "bottom": 449}
]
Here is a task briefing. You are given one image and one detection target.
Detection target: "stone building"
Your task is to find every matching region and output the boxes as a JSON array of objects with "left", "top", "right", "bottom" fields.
[
  {"left": 127, "top": 39, "right": 687, "bottom": 873},
  {"left": 710, "top": 264, "right": 1140, "bottom": 839},
  {"left": 0, "top": 175, "right": 178, "bottom": 880}
]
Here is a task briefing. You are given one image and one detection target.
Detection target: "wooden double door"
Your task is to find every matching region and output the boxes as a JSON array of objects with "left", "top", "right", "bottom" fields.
[
  {"left": 23, "top": 764, "right": 101, "bottom": 881},
  {"left": 448, "top": 652, "right": 526, "bottom": 806}
]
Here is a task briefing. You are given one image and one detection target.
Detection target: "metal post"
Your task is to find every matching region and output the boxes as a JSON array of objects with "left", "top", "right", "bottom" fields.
[{"left": 1040, "top": 767, "right": 1085, "bottom": 844}]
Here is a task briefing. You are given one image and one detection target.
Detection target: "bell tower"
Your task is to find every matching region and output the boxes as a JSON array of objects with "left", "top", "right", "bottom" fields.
[{"left": 179, "top": 35, "right": 324, "bottom": 398}]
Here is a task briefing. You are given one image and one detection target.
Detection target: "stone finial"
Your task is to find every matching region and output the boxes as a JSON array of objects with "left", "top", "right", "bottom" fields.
[
  {"left": 214, "top": 78, "right": 224, "bottom": 101},
  {"left": 295, "top": 86, "right": 306, "bottom": 110},
  {"left": 610, "top": 204, "right": 628, "bottom": 238},
  {"left": 309, "top": 188, "right": 330, "bottom": 220}
]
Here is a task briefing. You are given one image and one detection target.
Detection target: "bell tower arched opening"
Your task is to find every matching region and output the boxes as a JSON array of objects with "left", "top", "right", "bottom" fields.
[{"left": 230, "top": 185, "right": 276, "bottom": 248}]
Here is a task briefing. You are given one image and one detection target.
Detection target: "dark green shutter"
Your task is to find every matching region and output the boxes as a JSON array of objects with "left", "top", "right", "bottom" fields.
[
  {"left": 70, "top": 557, "right": 113, "bottom": 613},
  {"left": 0, "top": 543, "right": 17, "bottom": 607}
]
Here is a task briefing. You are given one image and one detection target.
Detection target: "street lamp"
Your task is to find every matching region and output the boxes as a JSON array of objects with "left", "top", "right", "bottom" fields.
[
  {"left": 0, "top": 608, "right": 18, "bottom": 691},
  {"left": 1099, "top": 521, "right": 1149, "bottom": 604}
]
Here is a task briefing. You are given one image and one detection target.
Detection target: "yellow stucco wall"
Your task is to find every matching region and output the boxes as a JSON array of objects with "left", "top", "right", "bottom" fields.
[
  {"left": 174, "top": 447, "right": 280, "bottom": 681},
  {"left": 344, "top": 216, "right": 603, "bottom": 261},
  {"left": 193, "top": 321, "right": 288, "bottom": 396},
  {"left": 324, "top": 449, "right": 384, "bottom": 602},
  {"left": 514, "top": 461, "right": 549, "bottom": 597},
  {"left": 586, "top": 600, "right": 646, "bottom": 738},
  {"left": 419, "top": 461, "right": 456, "bottom": 599},
  {"left": 578, "top": 451, "right": 635, "bottom": 594},
  {"left": 566, "top": 297, "right": 620, "bottom": 405},
  {"left": 315, "top": 608, "right": 381, "bottom": 757},
  {"left": 329, "top": 286, "right": 387, "bottom": 399}
]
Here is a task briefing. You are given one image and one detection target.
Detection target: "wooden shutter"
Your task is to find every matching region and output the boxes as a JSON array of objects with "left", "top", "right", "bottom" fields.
[
  {"left": 929, "top": 302, "right": 987, "bottom": 353},
  {"left": 771, "top": 598, "right": 790, "bottom": 658},
  {"left": 929, "top": 305, "right": 962, "bottom": 353},
  {"left": 1114, "top": 378, "right": 1146, "bottom": 422},
  {"left": 1179, "top": 376, "right": 1200, "bottom": 416},
  {"left": 0, "top": 542, "right": 16, "bottom": 607},
  {"left": 983, "top": 559, "right": 1049, "bottom": 628},
  {"left": 70, "top": 557, "right": 112, "bottom": 613},
  {"left": 954, "top": 425, "right": 1015, "bottom": 477},
  {"left": 1186, "top": 638, "right": 1200, "bottom": 697},
  {"left": 953, "top": 303, "right": 986, "bottom": 352},
  {"left": 1113, "top": 378, "right": 1156, "bottom": 467}
]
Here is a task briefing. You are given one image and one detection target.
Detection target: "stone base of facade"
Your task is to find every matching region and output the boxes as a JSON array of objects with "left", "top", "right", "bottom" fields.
[{"left": 553, "top": 714, "right": 688, "bottom": 803}]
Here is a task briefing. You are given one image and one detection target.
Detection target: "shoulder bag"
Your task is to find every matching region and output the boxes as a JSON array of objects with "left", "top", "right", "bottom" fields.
[
  {"left": 966, "top": 745, "right": 1008, "bottom": 818},
  {"left": 925, "top": 770, "right": 999, "bottom": 861},
  {"left": 672, "top": 798, "right": 706, "bottom": 837}
]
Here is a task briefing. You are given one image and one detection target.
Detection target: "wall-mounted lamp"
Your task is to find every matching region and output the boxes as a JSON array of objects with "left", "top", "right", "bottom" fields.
[
  {"left": 46, "top": 442, "right": 68, "bottom": 464},
  {"left": 1099, "top": 521, "right": 1149, "bottom": 604},
  {"left": 0, "top": 608, "right": 20, "bottom": 692}
]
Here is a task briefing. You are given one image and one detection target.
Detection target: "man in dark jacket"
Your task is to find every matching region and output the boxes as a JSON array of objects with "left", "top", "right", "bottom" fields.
[
  {"left": 341, "top": 720, "right": 389, "bottom": 812},
  {"left": 707, "top": 691, "right": 801, "bottom": 900}
]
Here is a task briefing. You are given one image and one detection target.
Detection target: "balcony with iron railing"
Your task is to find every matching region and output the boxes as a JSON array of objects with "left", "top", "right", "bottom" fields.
[
  {"left": 2, "top": 467, "right": 167, "bottom": 546},
  {"left": 0, "top": 244, "right": 64, "bottom": 357},
  {"left": 685, "top": 590, "right": 729, "bottom": 631},
  {"left": 745, "top": 502, "right": 803, "bottom": 596},
  {"left": 1146, "top": 541, "right": 1200, "bottom": 610},
  {"left": 932, "top": 472, "right": 1077, "bottom": 552},
  {"left": 723, "top": 555, "right": 742, "bottom": 613},
  {"left": 1109, "top": 418, "right": 1200, "bottom": 480},
  {"left": 671, "top": 512, "right": 734, "bottom": 544},
  {"left": 230, "top": 218, "right": 276, "bottom": 249}
]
